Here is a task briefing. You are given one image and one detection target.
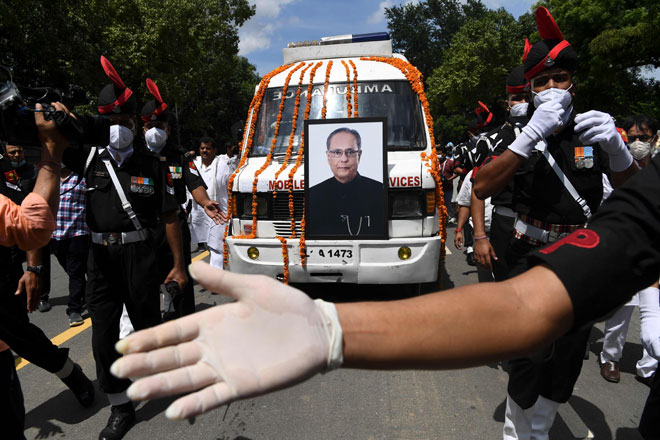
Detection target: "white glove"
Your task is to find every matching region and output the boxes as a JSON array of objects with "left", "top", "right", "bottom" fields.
[
  {"left": 508, "top": 101, "right": 565, "bottom": 158},
  {"left": 110, "top": 261, "right": 343, "bottom": 420},
  {"left": 574, "top": 110, "right": 633, "bottom": 172},
  {"left": 639, "top": 286, "right": 660, "bottom": 360}
]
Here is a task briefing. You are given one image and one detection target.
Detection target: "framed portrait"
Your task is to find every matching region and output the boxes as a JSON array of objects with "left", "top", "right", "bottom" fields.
[{"left": 304, "top": 117, "right": 388, "bottom": 240}]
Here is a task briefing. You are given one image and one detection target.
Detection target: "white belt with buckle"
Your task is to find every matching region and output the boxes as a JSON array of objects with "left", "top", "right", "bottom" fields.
[
  {"left": 493, "top": 206, "right": 517, "bottom": 219},
  {"left": 91, "top": 230, "right": 146, "bottom": 246}
]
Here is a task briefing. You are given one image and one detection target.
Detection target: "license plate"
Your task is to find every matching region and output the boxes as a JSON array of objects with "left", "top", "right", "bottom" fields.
[{"left": 307, "top": 247, "right": 354, "bottom": 263}]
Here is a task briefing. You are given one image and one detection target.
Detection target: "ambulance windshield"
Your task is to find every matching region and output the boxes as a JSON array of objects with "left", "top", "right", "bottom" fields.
[{"left": 249, "top": 81, "right": 427, "bottom": 156}]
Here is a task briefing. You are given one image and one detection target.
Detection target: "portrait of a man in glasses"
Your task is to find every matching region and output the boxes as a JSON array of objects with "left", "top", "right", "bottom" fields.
[{"left": 307, "top": 126, "right": 386, "bottom": 238}]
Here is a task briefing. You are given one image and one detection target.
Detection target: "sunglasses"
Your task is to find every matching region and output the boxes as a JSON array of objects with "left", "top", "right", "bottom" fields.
[
  {"left": 531, "top": 72, "right": 571, "bottom": 89},
  {"left": 628, "top": 134, "right": 652, "bottom": 143}
]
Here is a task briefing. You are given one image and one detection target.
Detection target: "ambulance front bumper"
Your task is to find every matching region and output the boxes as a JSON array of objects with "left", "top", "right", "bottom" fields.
[{"left": 225, "top": 236, "right": 442, "bottom": 284}]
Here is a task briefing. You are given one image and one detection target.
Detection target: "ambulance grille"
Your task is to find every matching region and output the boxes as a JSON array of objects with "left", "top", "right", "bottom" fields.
[
  {"left": 273, "top": 221, "right": 302, "bottom": 237},
  {"left": 272, "top": 192, "right": 304, "bottom": 220}
]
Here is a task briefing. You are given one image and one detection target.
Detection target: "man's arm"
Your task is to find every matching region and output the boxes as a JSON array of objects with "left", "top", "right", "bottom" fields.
[
  {"left": 473, "top": 150, "right": 524, "bottom": 199},
  {"left": 453, "top": 205, "right": 470, "bottom": 250},
  {"left": 162, "top": 210, "right": 187, "bottom": 290},
  {"left": 16, "top": 249, "right": 43, "bottom": 312},
  {"left": 340, "top": 265, "right": 572, "bottom": 368},
  {"left": 110, "top": 262, "right": 573, "bottom": 420},
  {"left": 470, "top": 190, "right": 497, "bottom": 271},
  {"left": 190, "top": 186, "right": 223, "bottom": 224}
]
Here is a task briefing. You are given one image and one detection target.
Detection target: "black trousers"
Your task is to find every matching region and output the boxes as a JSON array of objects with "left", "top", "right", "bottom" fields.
[
  {"left": 87, "top": 239, "right": 162, "bottom": 393},
  {"left": 0, "top": 349, "right": 25, "bottom": 440},
  {"left": 505, "top": 237, "right": 590, "bottom": 409},
  {"left": 51, "top": 235, "right": 88, "bottom": 315},
  {"left": 157, "top": 218, "right": 195, "bottom": 318},
  {"left": 489, "top": 211, "right": 515, "bottom": 282},
  {"left": 639, "top": 374, "right": 660, "bottom": 439},
  {"left": 0, "top": 262, "right": 69, "bottom": 374}
]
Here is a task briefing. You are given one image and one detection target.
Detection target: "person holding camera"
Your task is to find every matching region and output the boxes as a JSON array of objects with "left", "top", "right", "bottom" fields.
[
  {"left": 60, "top": 57, "right": 185, "bottom": 440},
  {"left": 1, "top": 103, "right": 95, "bottom": 439}
]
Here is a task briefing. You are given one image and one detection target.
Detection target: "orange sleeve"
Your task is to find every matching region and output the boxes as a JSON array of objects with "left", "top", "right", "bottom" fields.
[{"left": 0, "top": 192, "right": 55, "bottom": 250}]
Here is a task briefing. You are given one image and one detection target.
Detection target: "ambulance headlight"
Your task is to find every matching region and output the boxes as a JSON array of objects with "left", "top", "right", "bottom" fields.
[
  {"left": 389, "top": 191, "right": 424, "bottom": 219},
  {"left": 247, "top": 247, "right": 260, "bottom": 260},
  {"left": 398, "top": 246, "right": 412, "bottom": 260}
]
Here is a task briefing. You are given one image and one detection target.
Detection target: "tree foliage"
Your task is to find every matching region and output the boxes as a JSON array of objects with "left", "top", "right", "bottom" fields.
[
  {"left": 386, "top": 0, "right": 660, "bottom": 144},
  {"left": 385, "top": 0, "right": 487, "bottom": 80},
  {"left": 0, "top": 0, "right": 258, "bottom": 148}
]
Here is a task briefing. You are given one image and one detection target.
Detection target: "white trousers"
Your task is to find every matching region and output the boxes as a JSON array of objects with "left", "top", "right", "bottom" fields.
[
  {"left": 118, "top": 304, "right": 135, "bottom": 340},
  {"left": 503, "top": 393, "right": 559, "bottom": 440},
  {"left": 600, "top": 297, "right": 658, "bottom": 378}
]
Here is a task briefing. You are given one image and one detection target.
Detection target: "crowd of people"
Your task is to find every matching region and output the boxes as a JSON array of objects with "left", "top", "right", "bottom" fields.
[
  {"left": 0, "top": 57, "right": 236, "bottom": 439},
  {"left": 2, "top": 5, "right": 660, "bottom": 440}
]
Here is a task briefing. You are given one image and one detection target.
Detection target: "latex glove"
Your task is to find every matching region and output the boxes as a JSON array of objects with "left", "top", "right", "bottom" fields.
[
  {"left": 110, "top": 261, "right": 343, "bottom": 420},
  {"left": 639, "top": 286, "right": 660, "bottom": 360},
  {"left": 508, "top": 101, "right": 565, "bottom": 158},
  {"left": 574, "top": 110, "right": 633, "bottom": 172}
]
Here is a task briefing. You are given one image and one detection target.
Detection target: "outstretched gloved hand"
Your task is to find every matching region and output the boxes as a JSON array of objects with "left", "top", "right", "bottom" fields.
[
  {"left": 110, "top": 261, "right": 343, "bottom": 420},
  {"left": 639, "top": 286, "right": 660, "bottom": 360},
  {"left": 574, "top": 110, "right": 633, "bottom": 172},
  {"left": 508, "top": 100, "right": 566, "bottom": 158}
]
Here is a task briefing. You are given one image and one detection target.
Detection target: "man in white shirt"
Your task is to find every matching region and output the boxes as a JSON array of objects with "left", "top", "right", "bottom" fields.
[{"left": 190, "top": 137, "right": 232, "bottom": 268}]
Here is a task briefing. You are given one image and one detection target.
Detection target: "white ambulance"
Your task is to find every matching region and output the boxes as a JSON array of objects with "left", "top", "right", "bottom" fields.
[{"left": 224, "top": 33, "right": 445, "bottom": 286}]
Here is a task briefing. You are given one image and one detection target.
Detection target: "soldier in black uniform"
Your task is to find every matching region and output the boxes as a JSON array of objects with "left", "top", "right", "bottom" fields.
[
  {"left": 140, "top": 78, "right": 221, "bottom": 318},
  {"left": 470, "top": 65, "right": 530, "bottom": 281},
  {"left": 474, "top": 7, "right": 638, "bottom": 439},
  {"left": 0, "top": 117, "right": 95, "bottom": 438},
  {"left": 61, "top": 57, "right": 186, "bottom": 440}
]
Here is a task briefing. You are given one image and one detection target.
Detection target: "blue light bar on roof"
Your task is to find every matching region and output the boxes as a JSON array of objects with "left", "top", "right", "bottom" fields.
[{"left": 320, "top": 32, "right": 390, "bottom": 45}]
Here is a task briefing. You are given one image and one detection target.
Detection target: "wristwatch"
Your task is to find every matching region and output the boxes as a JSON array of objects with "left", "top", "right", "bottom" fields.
[{"left": 26, "top": 265, "right": 44, "bottom": 274}]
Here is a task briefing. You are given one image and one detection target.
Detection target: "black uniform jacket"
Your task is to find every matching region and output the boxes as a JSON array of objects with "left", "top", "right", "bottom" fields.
[
  {"left": 63, "top": 145, "right": 178, "bottom": 233},
  {"left": 307, "top": 173, "right": 386, "bottom": 238},
  {"left": 532, "top": 153, "right": 660, "bottom": 331}
]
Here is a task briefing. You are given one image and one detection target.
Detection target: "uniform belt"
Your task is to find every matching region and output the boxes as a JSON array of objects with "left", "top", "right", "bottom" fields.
[
  {"left": 493, "top": 205, "right": 517, "bottom": 219},
  {"left": 513, "top": 217, "right": 581, "bottom": 244},
  {"left": 91, "top": 230, "right": 147, "bottom": 246}
]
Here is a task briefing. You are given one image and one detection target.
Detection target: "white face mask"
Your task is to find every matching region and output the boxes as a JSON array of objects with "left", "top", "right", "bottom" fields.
[
  {"left": 509, "top": 102, "right": 528, "bottom": 118},
  {"left": 109, "top": 124, "right": 134, "bottom": 151},
  {"left": 145, "top": 127, "right": 168, "bottom": 154},
  {"left": 629, "top": 140, "right": 652, "bottom": 161},
  {"left": 532, "top": 86, "right": 573, "bottom": 127}
]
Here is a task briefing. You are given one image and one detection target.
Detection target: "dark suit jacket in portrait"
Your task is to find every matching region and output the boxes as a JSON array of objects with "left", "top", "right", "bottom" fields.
[{"left": 308, "top": 173, "right": 386, "bottom": 237}]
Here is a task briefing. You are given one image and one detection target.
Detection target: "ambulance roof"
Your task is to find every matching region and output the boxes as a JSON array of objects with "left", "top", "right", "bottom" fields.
[{"left": 266, "top": 55, "right": 410, "bottom": 89}]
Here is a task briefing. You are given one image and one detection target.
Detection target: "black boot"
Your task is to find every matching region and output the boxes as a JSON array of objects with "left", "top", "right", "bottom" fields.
[
  {"left": 60, "top": 363, "right": 95, "bottom": 407},
  {"left": 99, "top": 402, "right": 136, "bottom": 440}
]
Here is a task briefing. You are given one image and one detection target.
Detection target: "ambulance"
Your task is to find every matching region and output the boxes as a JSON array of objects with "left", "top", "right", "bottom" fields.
[{"left": 224, "top": 32, "right": 445, "bottom": 286}]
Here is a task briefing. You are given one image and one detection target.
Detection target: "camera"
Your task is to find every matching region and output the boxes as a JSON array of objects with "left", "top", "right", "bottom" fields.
[{"left": 0, "top": 66, "right": 109, "bottom": 147}]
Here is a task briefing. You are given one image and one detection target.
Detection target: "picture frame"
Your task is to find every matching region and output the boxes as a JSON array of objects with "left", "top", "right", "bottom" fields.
[{"left": 304, "top": 117, "right": 389, "bottom": 240}]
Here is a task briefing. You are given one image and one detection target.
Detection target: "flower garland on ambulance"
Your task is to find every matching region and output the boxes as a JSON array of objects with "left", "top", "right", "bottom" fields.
[{"left": 362, "top": 56, "right": 448, "bottom": 258}]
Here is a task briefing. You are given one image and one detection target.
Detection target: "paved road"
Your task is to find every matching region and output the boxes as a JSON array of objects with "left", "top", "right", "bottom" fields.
[{"left": 17, "top": 237, "right": 650, "bottom": 439}]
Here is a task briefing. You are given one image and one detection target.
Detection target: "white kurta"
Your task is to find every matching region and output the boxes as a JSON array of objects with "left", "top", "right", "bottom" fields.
[{"left": 190, "top": 156, "right": 220, "bottom": 245}]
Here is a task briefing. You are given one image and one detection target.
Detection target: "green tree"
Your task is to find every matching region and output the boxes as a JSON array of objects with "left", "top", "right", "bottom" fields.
[
  {"left": 385, "top": 0, "right": 488, "bottom": 79},
  {"left": 539, "top": 0, "right": 660, "bottom": 119},
  {"left": 0, "top": 0, "right": 257, "bottom": 147},
  {"left": 426, "top": 9, "right": 535, "bottom": 142}
]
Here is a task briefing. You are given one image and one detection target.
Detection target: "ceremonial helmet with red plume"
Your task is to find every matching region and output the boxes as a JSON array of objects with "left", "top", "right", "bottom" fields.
[
  {"left": 97, "top": 56, "right": 136, "bottom": 115},
  {"left": 523, "top": 6, "right": 578, "bottom": 81},
  {"left": 141, "top": 78, "right": 170, "bottom": 122},
  {"left": 468, "top": 101, "right": 494, "bottom": 132}
]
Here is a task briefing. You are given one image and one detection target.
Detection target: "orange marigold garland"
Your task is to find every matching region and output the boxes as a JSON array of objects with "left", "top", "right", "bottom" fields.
[
  {"left": 349, "top": 60, "right": 358, "bottom": 117},
  {"left": 223, "top": 63, "right": 294, "bottom": 266},
  {"left": 250, "top": 62, "right": 306, "bottom": 238},
  {"left": 341, "top": 60, "right": 352, "bottom": 117},
  {"left": 361, "top": 56, "right": 447, "bottom": 260},
  {"left": 289, "top": 61, "right": 322, "bottom": 266},
  {"left": 277, "top": 236, "right": 290, "bottom": 283},
  {"left": 321, "top": 61, "right": 333, "bottom": 119},
  {"left": 274, "top": 63, "right": 312, "bottom": 184}
]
